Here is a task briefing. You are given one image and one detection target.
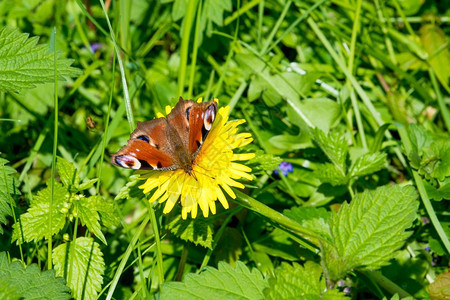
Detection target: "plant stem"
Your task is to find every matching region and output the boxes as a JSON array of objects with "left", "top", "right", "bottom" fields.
[
  {"left": 148, "top": 203, "right": 164, "bottom": 285},
  {"left": 232, "top": 190, "right": 320, "bottom": 247},
  {"left": 178, "top": 0, "right": 198, "bottom": 97}
]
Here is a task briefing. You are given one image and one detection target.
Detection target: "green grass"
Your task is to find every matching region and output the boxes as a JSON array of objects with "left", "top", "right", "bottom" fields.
[{"left": 0, "top": 0, "right": 449, "bottom": 299}]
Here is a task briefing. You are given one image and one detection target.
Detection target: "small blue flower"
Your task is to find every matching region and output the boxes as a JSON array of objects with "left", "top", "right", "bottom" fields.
[
  {"left": 425, "top": 246, "right": 431, "bottom": 251},
  {"left": 274, "top": 161, "right": 294, "bottom": 177},
  {"left": 90, "top": 43, "right": 102, "bottom": 53}
]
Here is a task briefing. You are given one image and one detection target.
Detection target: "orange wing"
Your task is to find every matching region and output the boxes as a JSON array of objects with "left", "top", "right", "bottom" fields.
[{"left": 111, "top": 118, "right": 177, "bottom": 170}]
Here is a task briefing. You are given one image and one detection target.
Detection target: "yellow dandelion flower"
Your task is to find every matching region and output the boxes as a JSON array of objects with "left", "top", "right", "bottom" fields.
[{"left": 139, "top": 100, "right": 255, "bottom": 219}]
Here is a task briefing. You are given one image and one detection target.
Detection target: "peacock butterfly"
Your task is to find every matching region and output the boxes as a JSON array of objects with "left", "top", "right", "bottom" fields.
[{"left": 111, "top": 97, "right": 217, "bottom": 175}]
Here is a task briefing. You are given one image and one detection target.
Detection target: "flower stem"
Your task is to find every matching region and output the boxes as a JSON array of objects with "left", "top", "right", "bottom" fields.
[
  {"left": 232, "top": 189, "right": 321, "bottom": 247},
  {"left": 148, "top": 203, "right": 165, "bottom": 285}
]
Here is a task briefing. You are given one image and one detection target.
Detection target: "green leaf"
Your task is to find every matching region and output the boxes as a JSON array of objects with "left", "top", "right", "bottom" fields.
[
  {"left": 322, "top": 185, "right": 419, "bottom": 281},
  {"left": 160, "top": 261, "right": 268, "bottom": 300},
  {"left": 0, "top": 26, "right": 81, "bottom": 93},
  {"left": 12, "top": 182, "right": 67, "bottom": 243},
  {"left": 0, "top": 158, "right": 20, "bottom": 234},
  {"left": 419, "top": 140, "right": 450, "bottom": 181},
  {"left": 53, "top": 237, "right": 105, "bottom": 300},
  {"left": 0, "top": 252, "right": 70, "bottom": 299},
  {"left": 76, "top": 178, "right": 99, "bottom": 191},
  {"left": 57, "top": 157, "right": 79, "bottom": 188},
  {"left": 167, "top": 214, "right": 214, "bottom": 249},
  {"left": 313, "top": 128, "right": 348, "bottom": 175},
  {"left": 264, "top": 262, "right": 347, "bottom": 300},
  {"left": 95, "top": 197, "right": 121, "bottom": 228},
  {"left": 114, "top": 175, "right": 143, "bottom": 201},
  {"left": 73, "top": 195, "right": 107, "bottom": 245},
  {"left": 248, "top": 152, "right": 283, "bottom": 174},
  {"left": 423, "top": 178, "right": 450, "bottom": 202},
  {"left": 427, "top": 272, "right": 450, "bottom": 300},
  {"left": 315, "top": 163, "right": 348, "bottom": 186},
  {"left": 284, "top": 207, "right": 331, "bottom": 242},
  {"left": 297, "top": 98, "right": 342, "bottom": 133},
  {"left": 420, "top": 24, "right": 450, "bottom": 91},
  {"left": 349, "top": 152, "right": 387, "bottom": 178}
]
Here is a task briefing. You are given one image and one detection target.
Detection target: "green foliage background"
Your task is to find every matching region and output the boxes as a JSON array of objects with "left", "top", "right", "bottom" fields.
[{"left": 0, "top": 0, "right": 449, "bottom": 299}]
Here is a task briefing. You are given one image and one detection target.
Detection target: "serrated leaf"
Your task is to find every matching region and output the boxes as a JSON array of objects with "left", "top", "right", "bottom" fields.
[
  {"left": 0, "top": 252, "right": 70, "bottom": 299},
  {"left": 284, "top": 207, "right": 331, "bottom": 242},
  {"left": 0, "top": 158, "right": 20, "bottom": 234},
  {"left": 323, "top": 185, "right": 419, "bottom": 280},
  {"left": 420, "top": 140, "right": 450, "bottom": 181},
  {"left": 264, "top": 262, "right": 347, "bottom": 300},
  {"left": 248, "top": 152, "right": 283, "bottom": 174},
  {"left": 76, "top": 178, "right": 99, "bottom": 191},
  {"left": 12, "top": 182, "right": 67, "bottom": 243},
  {"left": 315, "top": 163, "right": 348, "bottom": 186},
  {"left": 349, "top": 152, "right": 387, "bottom": 178},
  {"left": 95, "top": 197, "right": 121, "bottom": 228},
  {"left": 160, "top": 261, "right": 268, "bottom": 300},
  {"left": 427, "top": 272, "right": 450, "bottom": 300},
  {"left": 313, "top": 128, "right": 348, "bottom": 175},
  {"left": 53, "top": 237, "right": 105, "bottom": 300},
  {"left": 0, "top": 26, "right": 81, "bottom": 93},
  {"left": 57, "top": 157, "right": 79, "bottom": 188},
  {"left": 74, "top": 195, "right": 107, "bottom": 245},
  {"left": 168, "top": 214, "right": 214, "bottom": 248}
]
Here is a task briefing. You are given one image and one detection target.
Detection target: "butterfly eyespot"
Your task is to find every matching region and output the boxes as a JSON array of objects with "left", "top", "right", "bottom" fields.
[
  {"left": 115, "top": 155, "right": 141, "bottom": 170},
  {"left": 203, "top": 104, "right": 216, "bottom": 131},
  {"left": 185, "top": 106, "right": 192, "bottom": 121},
  {"left": 137, "top": 135, "right": 150, "bottom": 143}
]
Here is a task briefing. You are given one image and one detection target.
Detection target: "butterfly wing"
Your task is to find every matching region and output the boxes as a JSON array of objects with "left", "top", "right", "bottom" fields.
[
  {"left": 167, "top": 99, "right": 217, "bottom": 157},
  {"left": 111, "top": 118, "right": 178, "bottom": 170}
]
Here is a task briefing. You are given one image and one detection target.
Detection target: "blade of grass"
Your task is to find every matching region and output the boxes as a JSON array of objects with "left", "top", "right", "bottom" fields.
[
  {"left": 99, "top": 0, "right": 134, "bottom": 131},
  {"left": 48, "top": 27, "right": 58, "bottom": 270},
  {"left": 148, "top": 201, "right": 164, "bottom": 286},
  {"left": 187, "top": 0, "right": 203, "bottom": 99},
  {"left": 347, "top": 0, "right": 367, "bottom": 150},
  {"left": 307, "top": 16, "right": 408, "bottom": 168},
  {"left": 177, "top": 0, "right": 198, "bottom": 97},
  {"left": 259, "top": 0, "right": 292, "bottom": 55},
  {"left": 429, "top": 69, "right": 450, "bottom": 131},
  {"left": 106, "top": 215, "right": 150, "bottom": 300}
]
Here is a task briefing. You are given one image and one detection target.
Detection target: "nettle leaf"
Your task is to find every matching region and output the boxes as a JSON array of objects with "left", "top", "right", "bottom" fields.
[
  {"left": 284, "top": 207, "right": 331, "bottom": 242},
  {"left": 57, "top": 157, "right": 79, "bottom": 188},
  {"left": 0, "top": 26, "right": 81, "bottom": 93},
  {"left": 0, "top": 158, "right": 20, "bottom": 234},
  {"left": 322, "top": 185, "right": 419, "bottom": 281},
  {"left": 168, "top": 214, "right": 214, "bottom": 249},
  {"left": 313, "top": 128, "right": 348, "bottom": 175},
  {"left": 160, "top": 261, "right": 268, "bottom": 299},
  {"left": 12, "top": 181, "right": 67, "bottom": 243},
  {"left": 349, "top": 152, "right": 387, "bottom": 178},
  {"left": 53, "top": 237, "right": 105, "bottom": 300},
  {"left": 427, "top": 272, "right": 450, "bottom": 300},
  {"left": 95, "top": 197, "right": 121, "bottom": 228},
  {"left": 73, "top": 195, "right": 107, "bottom": 245},
  {"left": 424, "top": 178, "right": 450, "bottom": 201},
  {"left": 0, "top": 252, "right": 70, "bottom": 299},
  {"left": 419, "top": 140, "right": 450, "bottom": 181},
  {"left": 248, "top": 152, "right": 283, "bottom": 174},
  {"left": 315, "top": 163, "right": 348, "bottom": 186},
  {"left": 264, "top": 262, "right": 347, "bottom": 300}
]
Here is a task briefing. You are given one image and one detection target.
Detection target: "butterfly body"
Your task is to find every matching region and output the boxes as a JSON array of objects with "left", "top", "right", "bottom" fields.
[{"left": 111, "top": 98, "right": 217, "bottom": 175}]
